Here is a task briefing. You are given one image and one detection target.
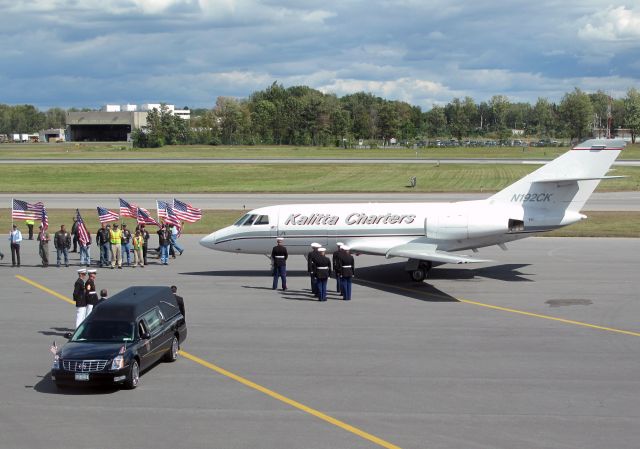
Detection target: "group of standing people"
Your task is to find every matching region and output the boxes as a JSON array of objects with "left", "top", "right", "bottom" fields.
[
  {"left": 95, "top": 222, "right": 149, "bottom": 269},
  {"left": 5, "top": 219, "right": 185, "bottom": 268},
  {"left": 270, "top": 238, "right": 355, "bottom": 301}
]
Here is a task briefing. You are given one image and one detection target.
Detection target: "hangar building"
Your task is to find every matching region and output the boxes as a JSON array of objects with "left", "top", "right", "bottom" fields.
[{"left": 66, "top": 111, "right": 148, "bottom": 142}]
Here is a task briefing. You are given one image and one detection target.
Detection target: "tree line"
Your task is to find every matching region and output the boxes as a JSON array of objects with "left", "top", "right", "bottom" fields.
[
  {"left": 3, "top": 84, "right": 640, "bottom": 144},
  {"left": 143, "top": 84, "right": 640, "bottom": 146}
]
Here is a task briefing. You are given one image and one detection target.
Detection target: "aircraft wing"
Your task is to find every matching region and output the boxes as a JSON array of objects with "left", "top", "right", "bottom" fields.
[{"left": 350, "top": 242, "right": 491, "bottom": 264}]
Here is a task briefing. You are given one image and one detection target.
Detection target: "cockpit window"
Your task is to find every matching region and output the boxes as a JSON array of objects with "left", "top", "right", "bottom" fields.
[
  {"left": 234, "top": 214, "right": 250, "bottom": 226},
  {"left": 242, "top": 214, "right": 257, "bottom": 226},
  {"left": 254, "top": 215, "right": 269, "bottom": 225}
]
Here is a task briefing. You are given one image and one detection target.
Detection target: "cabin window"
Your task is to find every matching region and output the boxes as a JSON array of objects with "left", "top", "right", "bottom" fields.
[
  {"left": 242, "top": 214, "right": 257, "bottom": 226},
  {"left": 254, "top": 215, "right": 270, "bottom": 225}
]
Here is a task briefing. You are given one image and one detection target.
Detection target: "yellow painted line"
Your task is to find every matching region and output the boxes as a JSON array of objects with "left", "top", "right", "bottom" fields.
[
  {"left": 15, "top": 274, "right": 402, "bottom": 449},
  {"left": 16, "top": 274, "right": 75, "bottom": 305},
  {"left": 456, "top": 298, "right": 640, "bottom": 337},
  {"left": 180, "top": 350, "right": 402, "bottom": 449},
  {"left": 357, "top": 278, "right": 640, "bottom": 338}
]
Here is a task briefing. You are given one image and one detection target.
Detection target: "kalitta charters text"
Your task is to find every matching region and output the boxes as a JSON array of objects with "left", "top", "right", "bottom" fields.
[{"left": 285, "top": 213, "right": 417, "bottom": 226}]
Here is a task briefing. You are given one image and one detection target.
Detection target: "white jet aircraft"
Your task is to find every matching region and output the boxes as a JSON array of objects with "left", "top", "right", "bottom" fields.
[{"left": 200, "top": 139, "right": 625, "bottom": 281}]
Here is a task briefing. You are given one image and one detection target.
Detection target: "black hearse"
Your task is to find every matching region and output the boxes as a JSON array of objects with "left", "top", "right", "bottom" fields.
[{"left": 51, "top": 286, "right": 187, "bottom": 389}]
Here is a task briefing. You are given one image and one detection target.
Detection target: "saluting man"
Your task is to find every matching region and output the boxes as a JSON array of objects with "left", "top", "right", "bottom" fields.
[
  {"left": 73, "top": 269, "right": 88, "bottom": 328},
  {"left": 314, "top": 247, "right": 331, "bottom": 302},
  {"left": 271, "top": 237, "right": 288, "bottom": 291},
  {"left": 332, "top": 242, "right": 344, "bottom": 293},
  {"left": 307, "top": 242, "right": 321, "bottom": 297},
  {"left": 338, "top": 245, "right": 355, "bottom": 301},
  {"left": 84, "top": 269, "right": 98, "bottom": 315}
]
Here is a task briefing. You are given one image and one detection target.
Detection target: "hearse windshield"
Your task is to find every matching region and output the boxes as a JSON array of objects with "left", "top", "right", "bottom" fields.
[{"left": 71, "top": 321, "right": 135, "bottom": 343}]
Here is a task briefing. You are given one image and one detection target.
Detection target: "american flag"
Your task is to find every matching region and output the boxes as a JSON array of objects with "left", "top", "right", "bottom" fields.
[
  {"left": 163, "top": 204, "right": 182, "bottom": 228},
  {"left": 97, "top": 206, "right": 119, "bottom": 223},
  {"left": 119, "top": 198, "right": 137, "bottom": 218},
  {"left": 156, "top": 200, "right": 170, "bottom": 219},
  {"left": 173, "top": 198, "right": 202, "bottom": 223},
  {"left": 12, "top": 198, "right": 44, "bottom": 221},
  {"left": 75, "top": 209, "right": 91, "bottom": 245},
  {"left": 136, "top": 207, "right": 160, "bottom": 227},
  {"left": 41, "top": 206, "right": 49, "bottom": 230}
]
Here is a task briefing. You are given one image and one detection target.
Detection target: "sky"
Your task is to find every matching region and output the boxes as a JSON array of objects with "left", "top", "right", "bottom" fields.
[{"left": 1, "top": 0, "right": 639, "bottom": 110}]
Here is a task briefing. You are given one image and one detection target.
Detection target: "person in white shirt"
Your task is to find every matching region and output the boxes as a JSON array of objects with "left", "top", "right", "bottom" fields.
[{"left": 9, "top": 224, "right": 22, "bottom": 267}]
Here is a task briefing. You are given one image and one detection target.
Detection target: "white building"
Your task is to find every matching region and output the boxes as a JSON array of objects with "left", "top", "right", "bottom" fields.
[
  {"left": 121, "top": 104, "right": 137, "bottom": 111},
  {"left": 103, "top": 104, "right": 121, "bottom": 112}
]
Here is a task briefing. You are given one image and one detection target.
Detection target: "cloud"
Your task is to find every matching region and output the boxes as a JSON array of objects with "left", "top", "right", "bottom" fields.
[
  {"left": 0, "top": 0, "right": 637, "bottom": 109},
  {"left": 577, "top": 6, "right": 640, "bottom": 42}
]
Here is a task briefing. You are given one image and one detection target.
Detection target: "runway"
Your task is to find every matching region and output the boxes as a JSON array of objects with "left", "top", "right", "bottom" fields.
[
  {"left": 1, "top": 236, "right": 639, "bottom": 449},
  {"left": 1, "top": 191, "right": 639, "bottom": 211},
  {"left": 1, "top": 157, "right": 639, "bottom": 166}
]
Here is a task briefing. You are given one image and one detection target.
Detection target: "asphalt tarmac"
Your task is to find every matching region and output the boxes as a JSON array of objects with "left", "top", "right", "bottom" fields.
[
  {"left": 1, "top": 236, "right": 639, "bottom": 449},
  {"left": 1, "top": 191, "right": 639, "bottom": 211}
]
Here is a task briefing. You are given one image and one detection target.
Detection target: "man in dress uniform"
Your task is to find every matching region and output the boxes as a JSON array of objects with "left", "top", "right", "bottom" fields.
[
  {"left": 37, "top": 224, "right": 49, "bottom": 267},
  {"left": 73, "top": 269, "right": 87, "bottom": 328},
  {"left": 337, "top": 245, "right": 355, "bottom": 301},
  {"left": 332, "top": 242, "right": 344, "bottom": 293},
  {"left": 314, "top": 247, "right": 331, "bottom": 302},
  {"left": 307, "top": 242, "right": 321, "bottom": 297},
  {"left": 271, "top": 237, "right": 288, "bottom": 291},
  {"left": 84, "top": 269, "right": 98, "bottom": 315}
]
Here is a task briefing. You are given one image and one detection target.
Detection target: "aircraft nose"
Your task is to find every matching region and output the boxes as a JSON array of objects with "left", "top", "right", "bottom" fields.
[{"left": 199, "top": 231, "right": 217, "bottom": 249}]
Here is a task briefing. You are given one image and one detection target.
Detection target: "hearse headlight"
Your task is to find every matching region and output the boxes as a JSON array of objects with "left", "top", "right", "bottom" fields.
[
  {"left": 52, "top": 354, "right": 60, "bottom": 370},
  {"left": 110, "top": 355, "right": 124, "bottom": 370}
]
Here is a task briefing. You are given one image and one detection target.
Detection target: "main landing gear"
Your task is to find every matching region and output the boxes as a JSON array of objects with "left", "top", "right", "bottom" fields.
[{"left": 405, "top": 259, "right": 432, "bottom": 282}]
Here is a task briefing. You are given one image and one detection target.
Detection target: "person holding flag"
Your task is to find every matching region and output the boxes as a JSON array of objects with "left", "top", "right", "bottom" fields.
[
  {"left": 37, "top": 224, "right": 50, "bottom": 267},
  {"left": 76, "top": 210, "right": 92, "bottom": 267},
  {"left": 9, "top": 224, "right": 23, "bottom": 267},
  {"left": 132, "top": 228, "right": 144, "bottom": 267}
]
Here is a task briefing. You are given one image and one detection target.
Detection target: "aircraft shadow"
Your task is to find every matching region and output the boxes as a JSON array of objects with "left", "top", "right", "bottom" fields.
[
  {"left": 352, "top": 262, "right": 533, "bottom": 302},
  {"left": 181, "top": 269, "right": 310, "bottom": 277}
]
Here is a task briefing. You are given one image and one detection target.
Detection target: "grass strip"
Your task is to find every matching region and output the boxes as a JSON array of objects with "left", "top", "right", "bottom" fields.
[
  {"left": 0, "top": 163, "right": 639, "bottom": 193},
  {"left": 1, "top": 142, "right": 639, "bottom": 160},
  {"left": 1, "top": 210, "right": 637, "bottom": 238}
]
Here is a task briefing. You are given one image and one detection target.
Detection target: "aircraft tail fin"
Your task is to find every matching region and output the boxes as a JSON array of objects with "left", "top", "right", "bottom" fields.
[{"left": 489, "top": 139, "right": 625, "bottom": 213}]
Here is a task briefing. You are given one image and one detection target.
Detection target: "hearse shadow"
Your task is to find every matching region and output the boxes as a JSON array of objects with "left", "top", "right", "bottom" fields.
[
  {"left": 38, "top": 327, "right": 74, "bottom": 338},
  {"left": 31, "top": 373, "right": 120, "bottom": 395}
]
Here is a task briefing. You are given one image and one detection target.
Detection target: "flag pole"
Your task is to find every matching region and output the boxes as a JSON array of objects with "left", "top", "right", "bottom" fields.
[{"left": 10, "top": 197, "right": 14, "bottom": 228}]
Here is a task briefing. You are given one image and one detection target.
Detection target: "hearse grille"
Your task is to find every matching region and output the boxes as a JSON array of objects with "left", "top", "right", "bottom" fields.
[{"left": 63, "top": 360, "right": 108, "bottom": 372}]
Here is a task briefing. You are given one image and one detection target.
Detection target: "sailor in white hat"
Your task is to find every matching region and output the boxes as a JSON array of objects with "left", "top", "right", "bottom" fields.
[
  {"left": 314, "top": 247, "right": 331, "bottom": 301},
  {"left": 271, "top": 237, "right": 288, "bottom": 291},
  {"left": 307, "top": 243, "right": 322, "bottom": 297},
  {"left": 337, "top": 245, "right": 355, "bottom": 300},
  {"left": 73, "top": 269, "right": 88, "bottom": 328},
  {"left": 332, "top": 242, "right": 344, "bottom": 293}
]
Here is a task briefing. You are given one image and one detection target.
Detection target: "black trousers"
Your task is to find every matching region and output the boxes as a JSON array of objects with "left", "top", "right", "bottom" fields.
[
  {"left": 142, "top": 244, "right": 148, "bottom": 264},
  {"left": 10, "top": 243, "right": 20, "bottom": 266},
  {"left": 27, "top": 224, "right": 34, "bottom": 240}
]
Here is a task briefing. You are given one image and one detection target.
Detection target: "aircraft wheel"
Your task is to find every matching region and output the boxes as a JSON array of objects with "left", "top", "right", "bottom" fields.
[{"left": 409, "top": 268, "right": 426, "bottom": 282}]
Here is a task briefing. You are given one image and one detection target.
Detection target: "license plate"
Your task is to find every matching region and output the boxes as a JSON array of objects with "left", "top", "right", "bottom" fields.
[{"left": 75, "top": 372, "right": 89, "bottom": 381}]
